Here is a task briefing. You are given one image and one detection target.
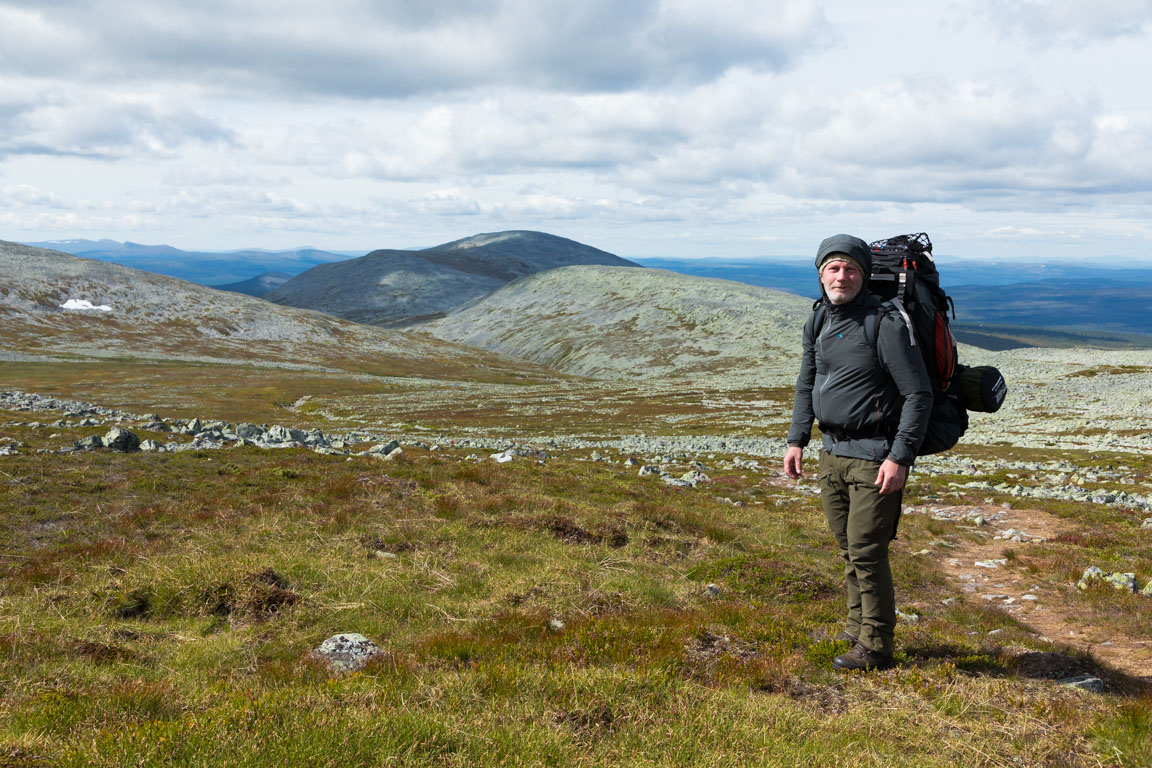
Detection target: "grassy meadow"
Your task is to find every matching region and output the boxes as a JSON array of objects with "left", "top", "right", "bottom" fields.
[{"left": 1, "top": 361, "right": 1151, "bottom": 767}]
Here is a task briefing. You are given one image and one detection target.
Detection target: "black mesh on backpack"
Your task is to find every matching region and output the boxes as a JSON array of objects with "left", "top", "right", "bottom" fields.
[{"left": 867, "top": 233, "right": 968, "bottom": 455}]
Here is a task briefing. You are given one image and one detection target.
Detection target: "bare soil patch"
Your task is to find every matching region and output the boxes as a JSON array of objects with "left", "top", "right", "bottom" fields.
[{"left": 914, "top": 502, "right": 1152, "bottom": 681}]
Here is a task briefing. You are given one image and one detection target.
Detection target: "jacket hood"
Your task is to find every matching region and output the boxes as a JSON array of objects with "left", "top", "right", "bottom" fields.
[{"left": 815, "top": 234, "right": 872, "bottom": 277}]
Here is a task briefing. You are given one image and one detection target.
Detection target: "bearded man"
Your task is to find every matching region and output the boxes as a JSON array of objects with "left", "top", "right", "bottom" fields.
[{"left": 783, "top": 234, "right": 931, "bottom": 671}]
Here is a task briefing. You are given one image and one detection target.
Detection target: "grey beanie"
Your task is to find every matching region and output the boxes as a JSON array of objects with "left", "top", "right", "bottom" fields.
[{"left": 815, "top": 234, "right": 872, "bottom": 276}]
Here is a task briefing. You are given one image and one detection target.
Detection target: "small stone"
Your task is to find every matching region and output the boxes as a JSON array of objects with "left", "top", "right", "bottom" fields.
[
  {"left": 490, "top": 449, "right": 513, "bottom": 463},
  {"left": 895, "top": 608, "right": 919, "bottom": 622},
  {"left": 975, "top": 559, "right": 1007, "bottom": 569},
  {"left": 1058, "top": 674, "right": 1106, "bottom": 693},
  {"left": 548, "top": 619, "right": 565, "bottom": 631},
  {"left": 941, "top": 597, "right": 957, "bottom": 605},
  {"left": 705, "top": 583, "right": 722, "bottom": 597},
  {"left": 1141, "top": 518, "right": 1152, "bottom": 530},
  {"left": 310, "top": 633, "right": 385, "bottom": 673}
]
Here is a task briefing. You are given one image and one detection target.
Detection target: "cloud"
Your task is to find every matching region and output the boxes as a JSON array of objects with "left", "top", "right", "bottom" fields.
[
  {"left": 0, "top": 88, "right": 234, "bottom": 159},
  {"left": 978, "top": 0, "right": 1152, "bottom": 46},
  {"left": 0, "top": 0, "right": 827, "bottom": 97}
]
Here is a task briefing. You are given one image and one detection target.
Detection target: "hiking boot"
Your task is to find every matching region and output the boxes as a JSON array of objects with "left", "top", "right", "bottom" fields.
[{"left": 832, "top": 643, "right": 894, "bottom": 671}]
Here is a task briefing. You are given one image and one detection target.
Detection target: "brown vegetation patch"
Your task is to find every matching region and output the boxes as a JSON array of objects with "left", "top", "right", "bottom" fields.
[
  {"left": 0, "top": 747, "right": 52, "bottom": 768},
  {"left": 757, "top": 675, "right": 849, "bottom": 714},
  {"left": 67, "top": 639, "right": 139, "bottom": 664},
  {"left": 112, "top": 589, "right": 152, "bottom": 620},
  {"left": 552, "top": 703, "right": 620, "bottom": 741},
  {"left": 1013, "top": 651, "right": 1097, "bottom": 681},
  {"left": 363, "top": 537, "right": 417, "bottom": 555},
  {"left": 542, "top": 514, "right": 628, "bottom": 548},
  {"left": 201, "top": 568, "right": 300, "bottom": 619},
  {"left": 684, "top": 629, "right": 757, "bottom": 662}
]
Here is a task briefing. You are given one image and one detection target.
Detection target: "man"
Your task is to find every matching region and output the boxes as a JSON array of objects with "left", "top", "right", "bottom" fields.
[{"left": 783, "top": 234, "right": 931, "bottom": 671}]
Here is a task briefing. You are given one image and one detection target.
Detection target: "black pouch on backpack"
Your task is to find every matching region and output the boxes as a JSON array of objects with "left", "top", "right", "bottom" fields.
[
  {"left": 919, "top": 392, "right": 969, "bottom": 455},
  {"left": 955, "top": 365, "right": 1007, "bottom": 413}
]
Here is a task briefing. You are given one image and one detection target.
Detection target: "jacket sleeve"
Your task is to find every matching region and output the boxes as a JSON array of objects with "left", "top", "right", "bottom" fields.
[
  {"left": 876, "top": 310, "right": 931, "bottom": 465},
  {"left": 787, "top": 312, "right": 818, "bottom": 446}
]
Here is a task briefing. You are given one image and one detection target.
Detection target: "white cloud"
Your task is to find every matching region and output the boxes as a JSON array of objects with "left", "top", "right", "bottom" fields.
[
  {"left": 0, "top": 88, "right": 234, "bottom": 160},
  {"left": 0, "top": 0, "right": 826, "bottom": 97},
  {"left": 980, "top": 0, "right": 1152, "bottom": 46}
]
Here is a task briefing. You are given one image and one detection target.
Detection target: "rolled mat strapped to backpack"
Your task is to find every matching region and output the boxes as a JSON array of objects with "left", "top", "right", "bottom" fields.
[{"left": 955, "top": 364, "right": 1007, "bottom": 413}]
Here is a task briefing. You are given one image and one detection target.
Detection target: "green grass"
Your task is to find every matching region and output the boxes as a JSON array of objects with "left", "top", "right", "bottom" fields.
[{"left": 1, "top": 404, "right": 1150, "bottom": 766}]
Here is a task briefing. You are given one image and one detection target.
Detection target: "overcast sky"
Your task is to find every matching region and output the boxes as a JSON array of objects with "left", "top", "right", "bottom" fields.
[{"left": 2, "top": 0, "right": 1150, "bottom": 262}]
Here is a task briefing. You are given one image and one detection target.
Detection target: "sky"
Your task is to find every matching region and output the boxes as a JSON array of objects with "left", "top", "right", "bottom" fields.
[{"left": 1, "top": 0, "right": 1150, "bottom": 262}]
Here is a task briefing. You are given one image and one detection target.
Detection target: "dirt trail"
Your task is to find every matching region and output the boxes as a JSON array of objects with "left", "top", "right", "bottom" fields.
[{"left": 909, "top": 501, "right": 1152, "bottom": 681}]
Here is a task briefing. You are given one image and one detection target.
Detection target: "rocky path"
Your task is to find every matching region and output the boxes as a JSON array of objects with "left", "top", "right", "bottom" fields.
[{"left": 909, "top": 502, "right": 1152, "bottom": 681}]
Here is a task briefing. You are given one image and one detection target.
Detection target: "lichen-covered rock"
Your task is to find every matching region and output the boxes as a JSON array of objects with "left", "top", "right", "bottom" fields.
[
  {"left": 310, "top": 633, "right": 385, "bottom": 672},
  {"left": 73, "top": 435, "right": 103, "bottom": 451},
  {"left": 1077, "top": 566, "right": 1137, "bottom": 593},
  {"left": 103, "top": 427, "right": 140, "bottom": 452}
]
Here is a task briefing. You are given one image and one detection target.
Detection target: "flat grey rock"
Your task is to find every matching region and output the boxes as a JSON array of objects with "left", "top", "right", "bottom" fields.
[{"left": 310, "top": 633, "right": 385, "bottom": 673}]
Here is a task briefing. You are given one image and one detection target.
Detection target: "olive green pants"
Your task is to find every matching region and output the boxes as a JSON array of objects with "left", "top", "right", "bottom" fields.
[{"left": 817, "top": 450, "right": 903, "bottom": 656}]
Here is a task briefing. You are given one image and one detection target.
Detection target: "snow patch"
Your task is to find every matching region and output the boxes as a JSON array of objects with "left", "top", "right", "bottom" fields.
[{"left": 61, "top": 299, "right": 112, "bottom": 312}]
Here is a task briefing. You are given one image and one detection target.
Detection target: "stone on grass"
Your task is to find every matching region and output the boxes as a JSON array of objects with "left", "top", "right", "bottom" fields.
[
  {"left": 1141, "top": 518, "right": 1152, "bottom": 530},
  {"left": 1078, "top": 566, "right": 1137, "bottom": 593},
  {"left": 103, "top": 427, "right": 140, "bottom": 452},
  {"left": 139, "top": 439, "right": 163, "bottom": 452},
  {"left": 73, "top": 435, "right": 103, "bottom": 451},
  {"left": 236, "top": 422, "right": 265, "bottom": 440},
  {"left": 490, "top": 449, "right": 514, "bottom": 463},
  {"left": 369, "top": 440, "right": 400, "bottom": 456},
  {"left": 638, "top": 465, "right": 660, "bottom": 477},
  {"left": 680, "top": 469, "right": 710, "bottom": 485},
  {"left": 310, "top": 633, "right": 385, "bottom": 673},
  {"left": 1058, "top": 674, "right": 1106, "bottom": 693}
]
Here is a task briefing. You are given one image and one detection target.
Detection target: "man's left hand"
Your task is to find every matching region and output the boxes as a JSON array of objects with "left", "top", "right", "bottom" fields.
[{"left": 875, "top": 459, "right": 907, "bottom": 495}]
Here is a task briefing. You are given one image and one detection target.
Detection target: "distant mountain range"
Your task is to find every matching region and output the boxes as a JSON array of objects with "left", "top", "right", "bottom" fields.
[
  {"left": 20, "top": 239, "right": 362, "bottom": 286},
  {"left": 265, "top": 230, "right": 641, "bottom": 327},
  {"left": 16, "top": 235, "right": 1152, "bottom": 348}
]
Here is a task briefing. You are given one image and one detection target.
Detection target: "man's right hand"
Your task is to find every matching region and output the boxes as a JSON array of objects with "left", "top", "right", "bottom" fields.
[{"left": 784, "top": 445, "right": 804, "bottom": 479}]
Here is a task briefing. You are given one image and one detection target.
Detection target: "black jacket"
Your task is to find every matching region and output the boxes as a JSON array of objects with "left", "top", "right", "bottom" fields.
[{"left": 787, "top": 290, "right": 932, "bottom": 465}]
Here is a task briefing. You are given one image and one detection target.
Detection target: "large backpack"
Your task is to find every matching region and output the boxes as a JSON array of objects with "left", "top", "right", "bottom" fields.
[{"left": 814, "top": 232, "right": 1006, "bottom": 456}]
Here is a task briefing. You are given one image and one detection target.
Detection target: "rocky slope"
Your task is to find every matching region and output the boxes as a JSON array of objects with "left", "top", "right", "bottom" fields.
[
  {"left": 265, "top": 230, "right": 639, "bottom": 327},
  {"left": 420, "top": 265, "right": 815, "bottom": 381},
  {"left": 0, "top": 240, "right": 560, "bottom": 382}
]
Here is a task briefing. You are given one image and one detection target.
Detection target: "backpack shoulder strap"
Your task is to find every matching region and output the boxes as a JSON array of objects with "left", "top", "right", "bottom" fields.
[
  {"left": 884, "top": 297, "right": 916, "bottom": 347},
  {"left": 809, "top": 299, "right": 827, "bottom": 338}
]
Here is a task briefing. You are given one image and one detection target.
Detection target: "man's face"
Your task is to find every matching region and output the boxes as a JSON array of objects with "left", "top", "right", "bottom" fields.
[{"left": 820, "top": 259, "right": 864, "bottom": 305}]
